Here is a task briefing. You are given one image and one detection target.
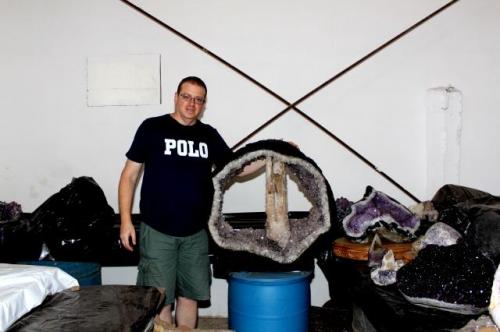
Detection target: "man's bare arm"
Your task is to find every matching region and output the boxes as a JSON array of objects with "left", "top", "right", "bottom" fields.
[{"left": 118, "top": 159, "right": 143, "bottom": 251}]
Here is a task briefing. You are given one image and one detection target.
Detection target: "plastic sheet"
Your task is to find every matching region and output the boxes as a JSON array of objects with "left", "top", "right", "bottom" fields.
[
  {"left": 6, "top": 285, "right": 164, "bottom": 332},
  {"left": 0, "top": 263, "right": 78, "bottom": 331}
]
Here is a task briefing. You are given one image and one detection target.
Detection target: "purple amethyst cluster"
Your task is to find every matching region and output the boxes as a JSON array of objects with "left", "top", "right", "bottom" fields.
[
  {"left": 342, "top": 186, "right": 420, "bottom": 242},
  {"left": 397, "top": 242, "right": 495, "bottom": 314},
  {"left": 0, "top": 201, "right": 23, "bottom": 221}
]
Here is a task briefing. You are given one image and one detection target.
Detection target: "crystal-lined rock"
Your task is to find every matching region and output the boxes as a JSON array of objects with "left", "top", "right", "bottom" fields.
[
  {"left": 412, "top": 222, "right": 462, "bottom": 254},
  {"left": 342, "top": 186, "right": 420, "bottom": 242},
  {"left": 397, "top": 242, "right": 495, "bottom": 314},
  {"left": 209, "top": 139, "right": 336, "bottom": 263}
]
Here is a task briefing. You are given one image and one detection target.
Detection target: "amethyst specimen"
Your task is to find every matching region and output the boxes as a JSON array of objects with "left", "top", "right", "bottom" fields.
[
  {"left": 209, "top": 139, "right": 335, "bottom": 264},
  {"left": 369, "top": 235, "right": 404, "bottom": 286},
  {"left": 342, "top": 186, "right": 420, "bottom": 242},
  {"left": 335, "top": 197, "right": 353, "bottom": 221},
  {"left": 397, "top": 242, "right": 495, "bottom": 314},
  {"left": 0, "top": 201, "right": 23, "bottom": 221},
  {"left": 412, "top": 222, "right": 461, "bottom": 254}
]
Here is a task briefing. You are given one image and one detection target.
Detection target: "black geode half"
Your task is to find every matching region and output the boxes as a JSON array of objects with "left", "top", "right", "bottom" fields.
[
  {"left": 208, "top": 139, "right": 336, "bottom": 264},
  {"left": 432, "top": 184, "right": 500, "bottom": 265},
  {"left": 396, "top": 242, "right": 495, "bottom": 315}
]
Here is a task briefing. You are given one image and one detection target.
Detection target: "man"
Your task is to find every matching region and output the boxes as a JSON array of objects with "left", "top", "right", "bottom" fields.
[{"left": 119, "top": 76, "right": 259, "bottom": 329}]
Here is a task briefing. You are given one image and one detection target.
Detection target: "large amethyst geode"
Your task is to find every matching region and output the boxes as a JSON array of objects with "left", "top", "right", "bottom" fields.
[
  {"left": 342, "top": 186, "right": 420, "bottom": 242},
  {"left": 208, "top": 139, "right": 335, "bottom": 264},
  {"left": 397, "top": 242, "right": 495, "bottom": 314}
]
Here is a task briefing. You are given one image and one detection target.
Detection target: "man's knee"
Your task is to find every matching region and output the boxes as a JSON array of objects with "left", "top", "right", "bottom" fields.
[{"left": 175, "top": 296, "right": 198, "bottom": 328}]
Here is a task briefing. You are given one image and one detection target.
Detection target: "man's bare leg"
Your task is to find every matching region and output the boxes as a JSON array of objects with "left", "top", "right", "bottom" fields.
[
  {"left": 158, "top": 304, "right": 173, "bottom": 325},
  {"left": 175, "top": 296, "right": 198, "bottom": 328}
]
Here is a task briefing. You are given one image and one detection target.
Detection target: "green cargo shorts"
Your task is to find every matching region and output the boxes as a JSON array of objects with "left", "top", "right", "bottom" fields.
[{"left": 136, "top": 223, "right": 211, "bottom": 305}]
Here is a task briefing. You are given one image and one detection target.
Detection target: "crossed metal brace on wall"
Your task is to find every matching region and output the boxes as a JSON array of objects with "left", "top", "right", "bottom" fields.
[{"left": 120, "top": 0, "right": 460, "bottom": 203}]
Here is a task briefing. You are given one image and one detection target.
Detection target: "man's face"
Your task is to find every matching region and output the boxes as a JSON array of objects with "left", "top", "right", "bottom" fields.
[{"left": 173, "top": 82, "right": 206, "bottom": 125}]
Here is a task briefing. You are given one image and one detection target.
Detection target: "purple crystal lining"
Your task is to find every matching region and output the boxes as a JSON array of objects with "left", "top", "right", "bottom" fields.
[
  {"left": 343, "top": 190, "right": 420, "bottom": 239},
  {"left": 209, "top": 142, "right": 332, "bottom": 264}
]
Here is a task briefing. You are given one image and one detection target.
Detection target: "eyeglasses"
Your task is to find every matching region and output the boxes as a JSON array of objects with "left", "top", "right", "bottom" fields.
[{"left": 178, "top": 93, "right": 205, "bottom": 105}]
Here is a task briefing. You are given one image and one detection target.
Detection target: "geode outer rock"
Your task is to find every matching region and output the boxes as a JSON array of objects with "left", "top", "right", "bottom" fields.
[
  {"left": 431, "top": 184, "right": 490, "bottom": 212},
  {"left": 431, "top": 184, "right": 500, "bottom": 265},
  {"left": 342, "top": 186, "right": 420, "bottom": 243},
  {"left": 208, "top": 139, "right": 335, "bottom": 264},
  {"left": 462, "top": 199, "right": 500, "bottom": 265},
  {"left": 397, "top": 242, "right": 495, "bottom": 315}
]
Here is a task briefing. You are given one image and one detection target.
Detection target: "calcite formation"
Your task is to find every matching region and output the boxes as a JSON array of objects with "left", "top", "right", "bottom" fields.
[
  {"left": 208, "top": 139, "right": 335, "bottom": 264},
  {"left": 265, "top": 158, "right": 290, "bottom": 248},
  {"left": 368, "top": 234, "right": 404, "bottom": 286}
]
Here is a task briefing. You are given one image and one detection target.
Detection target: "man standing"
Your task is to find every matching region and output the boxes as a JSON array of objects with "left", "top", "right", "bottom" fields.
[{"left": 118, "top": 76, "right": 236, "bottom": 329}]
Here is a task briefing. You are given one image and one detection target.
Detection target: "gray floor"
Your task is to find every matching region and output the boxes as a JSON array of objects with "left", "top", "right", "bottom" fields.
[{"left": 198, "top": 316, "right": 229, "bottom": 330}]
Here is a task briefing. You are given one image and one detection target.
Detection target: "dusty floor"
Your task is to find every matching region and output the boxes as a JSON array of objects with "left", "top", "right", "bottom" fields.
[{"left": 197, "top": 316, "right": 229, "bottom": 330}]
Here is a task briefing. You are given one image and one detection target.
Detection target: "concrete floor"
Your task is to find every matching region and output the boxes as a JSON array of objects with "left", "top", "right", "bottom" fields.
[{"left": 197, "top": 316, "right": 229, "bottom": 330}]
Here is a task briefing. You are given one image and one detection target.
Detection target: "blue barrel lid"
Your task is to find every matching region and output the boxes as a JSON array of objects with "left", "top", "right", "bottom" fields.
[{"left": 229, "top": 271, "right": 311, "bottom": 285}]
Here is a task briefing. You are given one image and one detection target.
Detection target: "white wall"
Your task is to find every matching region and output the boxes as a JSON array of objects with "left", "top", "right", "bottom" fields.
[{"left": 2, "top": 0, "right": 500, "bottom": 316}]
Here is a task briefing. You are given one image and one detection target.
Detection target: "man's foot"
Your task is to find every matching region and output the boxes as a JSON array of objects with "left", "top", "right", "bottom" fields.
[{"left": 153, "top": 315, "right": 176, "bottom": 332}]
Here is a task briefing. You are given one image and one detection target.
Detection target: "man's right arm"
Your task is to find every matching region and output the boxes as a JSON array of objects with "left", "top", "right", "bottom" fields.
[{"left": 118, "top": 159, "right": 143, "bottom": 251}]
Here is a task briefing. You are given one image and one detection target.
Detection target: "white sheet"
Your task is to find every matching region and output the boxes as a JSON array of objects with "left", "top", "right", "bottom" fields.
[{"left": 0, "top": 263, "right": 79, "bottom": 331}]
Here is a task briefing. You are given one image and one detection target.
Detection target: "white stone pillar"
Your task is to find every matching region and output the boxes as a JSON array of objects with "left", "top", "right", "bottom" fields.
[{"left": 425, "top": 86, "right": 463, "bottom": 198}]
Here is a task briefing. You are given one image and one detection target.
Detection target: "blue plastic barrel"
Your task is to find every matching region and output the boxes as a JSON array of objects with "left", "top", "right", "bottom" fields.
[
  {"left": 19, "top": 261, "right": 102, "bottom": 286},
  {"left": 228, "top": 271, "right": 311, "bottom": 332}
]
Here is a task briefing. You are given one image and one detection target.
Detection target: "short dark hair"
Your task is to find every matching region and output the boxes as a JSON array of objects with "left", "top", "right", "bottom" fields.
[{"left": 177, "top": 76, "right": 207, "bottom": 97}]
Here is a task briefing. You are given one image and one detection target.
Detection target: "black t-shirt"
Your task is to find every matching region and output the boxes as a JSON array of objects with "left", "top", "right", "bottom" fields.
[{"left": 126, "top": 114, "right": 231, "bottom": 236}]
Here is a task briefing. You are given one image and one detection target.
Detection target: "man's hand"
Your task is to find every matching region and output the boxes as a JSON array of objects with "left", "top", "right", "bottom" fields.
[{"left": 120, "top": 221, "right": 136, "bottom": 251}]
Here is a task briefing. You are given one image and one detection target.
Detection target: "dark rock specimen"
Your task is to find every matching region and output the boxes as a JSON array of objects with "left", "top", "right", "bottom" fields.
[
  {"left": 397, "top": 242, "right": 495, "bottom": 314},
  {"left": 432, "top": 184, "right": 500, "bottom": 265}
]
